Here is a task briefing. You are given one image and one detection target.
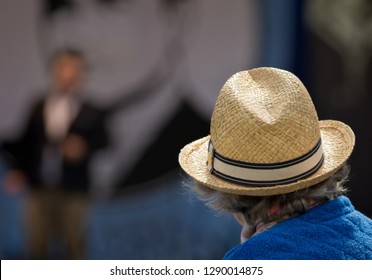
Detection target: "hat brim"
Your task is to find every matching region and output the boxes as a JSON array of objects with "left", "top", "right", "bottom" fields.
[{"left": 179, "top": 120, "right": 355, "bottom": 196}]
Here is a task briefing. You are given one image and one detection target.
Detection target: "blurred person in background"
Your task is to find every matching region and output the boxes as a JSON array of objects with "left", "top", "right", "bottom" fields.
[
  {"left": 179, "top": 68, "right": 372, "bottom": 259},
  {"left": 2, "top": 49, "right": 108, "bottom": 259}
]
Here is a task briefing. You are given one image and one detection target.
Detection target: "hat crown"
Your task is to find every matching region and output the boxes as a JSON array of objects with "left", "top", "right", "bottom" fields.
[{"left": 210, "top": 68, "right": 320, "bottom": 164}]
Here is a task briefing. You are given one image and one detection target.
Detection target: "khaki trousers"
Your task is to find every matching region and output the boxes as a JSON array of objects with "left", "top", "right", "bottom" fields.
[{"left": 27, "top": 189, "right": 89, "bottom": 259}]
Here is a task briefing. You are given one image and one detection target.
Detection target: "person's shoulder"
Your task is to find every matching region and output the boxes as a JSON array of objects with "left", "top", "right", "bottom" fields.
[
  {"left": 224, "top": 198, "right": 372, "bottom": 260},
  {"left": 27, "top": 91, "right": 47, "bottom": 106},
  {"left": 223, "top": 236, "right": 291, "bottom": 260},
  {"left": 80, "top": 98, "right": 106, "bottom": 116},
  {"left": 224, "top": 223, "right": 304, "bottom": 260},
  {"left": 224, "top": 203, "right": 346, "bottom": 260},
  {"left": 26, "top": 93, "right": 48, "bottom": 117}
]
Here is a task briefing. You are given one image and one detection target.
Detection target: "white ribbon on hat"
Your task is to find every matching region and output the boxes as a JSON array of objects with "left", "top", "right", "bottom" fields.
[{"left": 207, "top": 140, "right": 324, "bottom": 186}]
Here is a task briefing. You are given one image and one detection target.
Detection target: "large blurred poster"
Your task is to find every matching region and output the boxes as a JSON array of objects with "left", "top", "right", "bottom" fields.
[{"left": 0, "top": 0, "right": 261, "bottom": 192}]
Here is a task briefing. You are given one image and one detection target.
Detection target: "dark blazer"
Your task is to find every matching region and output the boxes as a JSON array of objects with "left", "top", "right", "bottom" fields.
[{"left": 3, "top": 95, "right": 108, "bottom": 192}]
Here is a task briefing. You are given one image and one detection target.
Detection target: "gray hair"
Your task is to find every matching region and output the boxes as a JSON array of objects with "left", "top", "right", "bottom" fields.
[{"left": 187, "top": 163, "right": 350, "bottom": 225}]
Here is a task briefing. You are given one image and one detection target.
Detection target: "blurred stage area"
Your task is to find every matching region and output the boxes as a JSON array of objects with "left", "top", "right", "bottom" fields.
[
  {"left": 0, "top": 164, "right": 240, "bottom": 259},
  {"left": 1, "top": 0, "right": 372, "bottom": 259}
]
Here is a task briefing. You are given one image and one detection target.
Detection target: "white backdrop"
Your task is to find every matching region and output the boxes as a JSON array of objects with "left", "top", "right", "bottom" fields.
[{"left": 0, "top": 0, "right": 261, "bottom": 191}]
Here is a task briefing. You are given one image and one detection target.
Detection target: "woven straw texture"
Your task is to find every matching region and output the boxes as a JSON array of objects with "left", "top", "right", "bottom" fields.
[{"left": 179, "top": 68, "right": 355, "bottom": 196}]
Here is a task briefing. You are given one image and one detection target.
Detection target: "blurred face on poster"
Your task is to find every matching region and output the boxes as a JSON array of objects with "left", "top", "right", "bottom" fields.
[
  {"left": 41, "top": 0, "right": 195, "bottom": 102},
  {"left": 40, "top": 0, "right": 260, "bottom": 108}
]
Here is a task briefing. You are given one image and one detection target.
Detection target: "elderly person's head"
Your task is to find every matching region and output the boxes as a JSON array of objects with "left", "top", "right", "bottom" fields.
[{"left": 178, "top": 68, "right": 372, "bottom": 260}]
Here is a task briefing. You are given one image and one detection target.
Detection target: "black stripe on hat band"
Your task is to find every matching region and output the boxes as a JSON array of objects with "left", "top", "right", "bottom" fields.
[
  {"left": 211, "top": 155, "right": 324, "bottom": 187},
  {"left": 213, "top": 139, "right": 322, "bottom": 169}
]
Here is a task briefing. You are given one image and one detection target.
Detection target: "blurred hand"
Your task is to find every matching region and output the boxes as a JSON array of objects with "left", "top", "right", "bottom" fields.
[
  {"left": 3, "top": 169, "right": 27, "bottom": 194},
  {"left": 61, "top": 134, "right": 88, "bottom": 163}
]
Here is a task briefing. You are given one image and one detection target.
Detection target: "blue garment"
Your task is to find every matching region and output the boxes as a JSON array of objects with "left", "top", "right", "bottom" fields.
[{"left": 224, "top": 196, "right": 372, "bottom": 260}]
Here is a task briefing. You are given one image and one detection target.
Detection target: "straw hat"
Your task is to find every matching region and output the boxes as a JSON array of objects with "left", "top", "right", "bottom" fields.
[{"left": 179, "top": 68, "right": 355, "bottom": 196}]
